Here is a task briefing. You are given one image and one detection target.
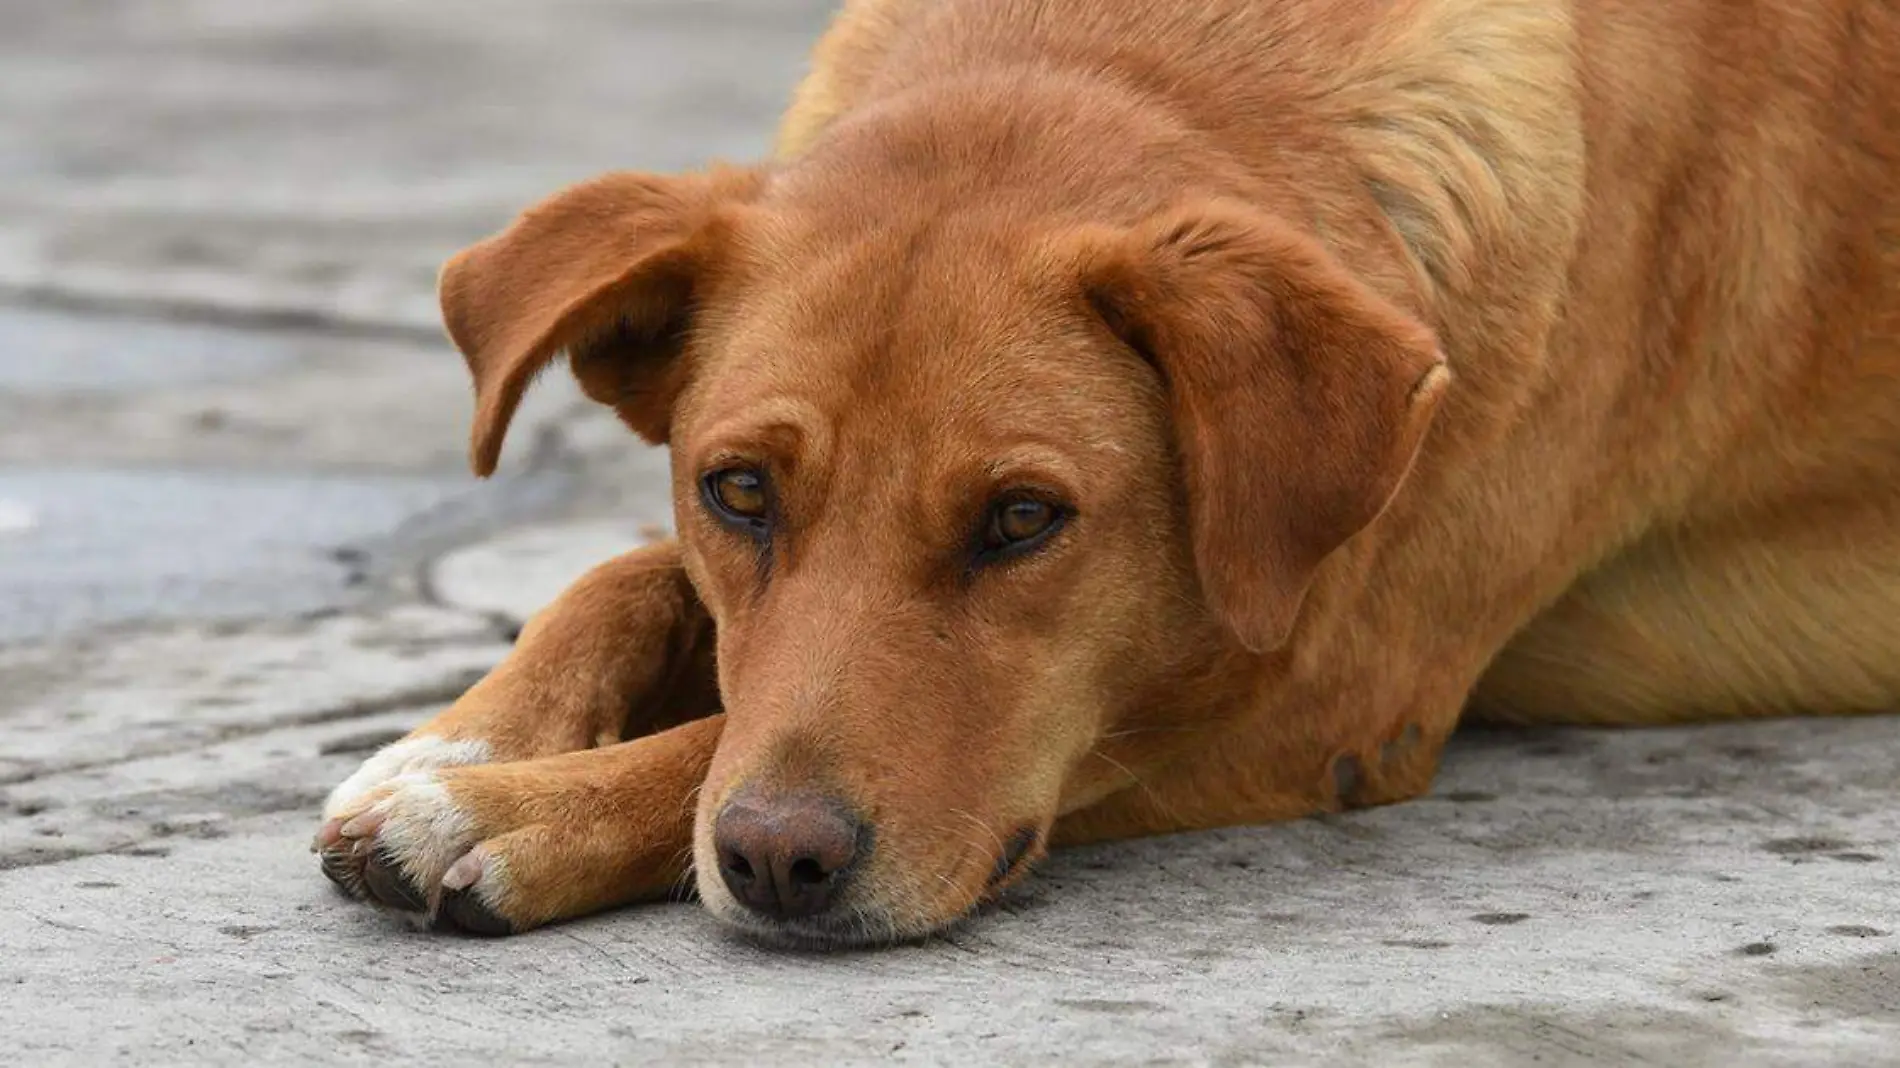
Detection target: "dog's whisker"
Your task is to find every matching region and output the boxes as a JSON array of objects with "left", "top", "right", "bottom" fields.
[
  {"left": 666, "top": 842, "right": 699, "bottom": 900},
  {"left": 949, "top": 807, "right": 1009, "bottom": 863},
  {"left": 1095, "top": 725, "right": 1204, "bottom": 743},
  {"left": 678, "top": 781, "right": 705, "bottom": 822},
  {"left": 1088, "top": 748, "right": 1189, "bottom": 827},
  {"left": 935, "top": 814, "right": 1010, "bottom": 908},
  {"left": 670, "top": 863, "right": 699, "bottom": 903}
]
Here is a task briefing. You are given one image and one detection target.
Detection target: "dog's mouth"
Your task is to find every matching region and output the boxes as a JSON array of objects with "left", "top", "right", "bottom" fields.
[{"left": 987, "top": 826, "right": 1040, "bottom": 889}]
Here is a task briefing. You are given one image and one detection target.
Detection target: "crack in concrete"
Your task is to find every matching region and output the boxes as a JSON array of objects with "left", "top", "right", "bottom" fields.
[
  {"left": 2, "top": 791, "right": 334, "bottom": 873},
  {"left": 0, "top": 285, "right": 442, "bottom": 346},
  {"left": 0, "top": 675, "right": 482, "bottom": 787}
]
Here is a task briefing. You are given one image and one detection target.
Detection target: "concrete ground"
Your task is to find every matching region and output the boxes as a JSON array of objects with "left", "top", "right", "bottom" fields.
[{"left": 0, "top": 2, "right": 1895, "bottom": 1065}]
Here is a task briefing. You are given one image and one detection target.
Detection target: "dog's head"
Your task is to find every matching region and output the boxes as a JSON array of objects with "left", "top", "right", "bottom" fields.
[{"left": 438, "top": 146, "right": 1444, "bottom": 945}]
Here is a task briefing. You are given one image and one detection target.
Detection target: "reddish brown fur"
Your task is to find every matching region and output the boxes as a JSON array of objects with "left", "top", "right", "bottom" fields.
[{"left": 318, "top": 0, "right": 1900, "bottom": 945}]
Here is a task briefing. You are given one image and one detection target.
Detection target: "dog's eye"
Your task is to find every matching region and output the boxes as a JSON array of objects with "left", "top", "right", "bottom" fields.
[
  {"left": 994, "top": 499, "right": 1057, "bottom": 543},
  {"left": 702, "top": 467, "right": 771, "bottom": 533},
  {"left": 977, "top": 496, "right": 1065, "bottom": 562}
]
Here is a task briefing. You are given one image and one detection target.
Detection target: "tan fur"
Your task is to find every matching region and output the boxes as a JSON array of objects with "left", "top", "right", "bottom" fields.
[
  {"left": 319, "top": 0, "right": 1900, "bottom": 944},
  {"left": 772, "top": 0, "right": 918, "bottom": 159}
]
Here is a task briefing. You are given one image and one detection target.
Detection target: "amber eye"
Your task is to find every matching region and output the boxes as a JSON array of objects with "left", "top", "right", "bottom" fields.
[
  {"left": 977, "top": 496, "right": 1065, "bottom": 562},
  {"left": 994, "top": 499, "right": 1056, "bottom": 543},
  {"left": 702, "top": 467, "right": 771, "bottom": 532}
]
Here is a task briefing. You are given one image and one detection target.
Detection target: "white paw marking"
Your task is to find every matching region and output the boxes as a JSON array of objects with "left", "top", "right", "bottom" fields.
[
  {"left": 323, "top": 735, "right": 491, "bottom": 820},
  {"left": 366, "top": 771, "right": 478, "bottom": 904}
]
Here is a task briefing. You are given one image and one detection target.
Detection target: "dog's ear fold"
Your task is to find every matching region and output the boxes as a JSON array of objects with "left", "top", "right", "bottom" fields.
[
  {"left": 438, "top": 166, "right": 765, "bottom": 475},
  {"left": 1075, "top": 200, "right": 1449, "bottom": 652}
]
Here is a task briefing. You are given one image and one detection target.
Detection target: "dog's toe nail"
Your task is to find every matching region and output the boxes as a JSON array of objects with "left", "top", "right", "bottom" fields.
[
  {"left": 314, "top": 818, "right": 345, "bottom": 851},
  {"left": 438, "top": 888, "right": 514, "bottom": 937},
  {"left": 362, "top": 846, "right": 429, "bottom": 912},
  {"left": 441, "top": 850, "right": 485, "bottom": 892},
  {"left": 338, "top": 808, "right": 387, "bottom": 840}
]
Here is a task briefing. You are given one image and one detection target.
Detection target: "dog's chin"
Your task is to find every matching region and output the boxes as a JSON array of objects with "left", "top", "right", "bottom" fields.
[
  {"left": 704, "top": 898, "right": 964, "bottom": 951},
  {"left": 698, "top": 888, "right": 976, "bottom": 952},
  {"left": 716, "top": 909, "right": 925, "bottom": 952}
]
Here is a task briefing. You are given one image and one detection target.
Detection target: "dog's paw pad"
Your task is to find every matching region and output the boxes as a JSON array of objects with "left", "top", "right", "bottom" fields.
[
  {"left": 432, "top": 847, "right": 517, "bottom": 935},
  {"left": 362, "top": 844, "right": 432, "bottom": 913},
  {"left": 316, "top": 762, "right": 556, "bottom": 935},
  {"left": 318, "top": 839, "right": 369, "bottom": 898},
  {"left": 438, "top": 886, "right": 515, "bottom": 937}
]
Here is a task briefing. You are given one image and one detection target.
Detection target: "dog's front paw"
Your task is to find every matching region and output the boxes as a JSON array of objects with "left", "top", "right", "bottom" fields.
[
  {"left": 313, "top": 737, "right": 711, "bottom": 935},
  {"left": 315, "top": 765, "right": 526, "bottom": 935},
  {"left": 315, "top": 735, "right": 490, "bottom": 893}
]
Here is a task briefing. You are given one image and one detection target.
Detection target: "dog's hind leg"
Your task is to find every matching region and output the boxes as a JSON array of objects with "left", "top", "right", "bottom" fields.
[
  {"left": 316, "top": 539, "right": 718, "bottom": 899},
  {"left": 1472, "top": 494, "right": 1900, "bottom": 726}
]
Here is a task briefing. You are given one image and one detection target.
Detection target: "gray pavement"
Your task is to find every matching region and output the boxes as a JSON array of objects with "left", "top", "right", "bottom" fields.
[{"left": 0, "top": 2, "right": 1895, "bottom": 1065}]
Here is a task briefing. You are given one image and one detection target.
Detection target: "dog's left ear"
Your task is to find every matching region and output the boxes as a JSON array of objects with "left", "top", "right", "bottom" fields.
[
  {"left": 438, "top": 166, "right": 765, "bottom": 476},
  {"left": 1072, "top": 200, "right": 1449, "bottom": 652}
]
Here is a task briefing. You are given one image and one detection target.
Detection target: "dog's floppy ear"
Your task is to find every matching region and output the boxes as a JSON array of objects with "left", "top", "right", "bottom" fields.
[
  {"left": 1075, "top": 200, "right": 1449, "bottom": 652},
  {"left": 439, "top": 166, "right": 764, "bottom": 475}
]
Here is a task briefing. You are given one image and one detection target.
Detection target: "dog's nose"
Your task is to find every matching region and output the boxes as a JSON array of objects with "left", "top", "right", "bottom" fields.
[{"left": 714, "top": 789, "right": 863, "bottom": 921}]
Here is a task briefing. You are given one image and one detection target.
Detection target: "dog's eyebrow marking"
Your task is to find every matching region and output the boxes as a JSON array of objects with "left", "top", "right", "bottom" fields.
[
  {"left": 692, "top": 394, "right": 832, "bottom": 466},
  {"left": 694, "top": 424, "right": 813, "bottom": 469},
  {"left": 951, "top": 443, "right": 1088, "bottom": 506},
  {"left": 980, "top": 446, "right": 1081, "bottom": 481}
]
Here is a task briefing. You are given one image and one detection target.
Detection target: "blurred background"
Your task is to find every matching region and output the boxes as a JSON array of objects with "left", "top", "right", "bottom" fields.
[{"left": 0, "top": 0, "right": 832, "bottom": 645}]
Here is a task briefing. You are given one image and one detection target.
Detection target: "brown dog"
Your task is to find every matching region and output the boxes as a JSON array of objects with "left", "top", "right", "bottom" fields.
[{"left": 315, "top": 0, "right": 1900, "bottom": 946}]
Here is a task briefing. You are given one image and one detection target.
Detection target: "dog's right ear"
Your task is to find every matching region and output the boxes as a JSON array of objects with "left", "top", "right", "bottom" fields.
[{"left": 439, "top": 166, "right": 765, "bottom": 476}]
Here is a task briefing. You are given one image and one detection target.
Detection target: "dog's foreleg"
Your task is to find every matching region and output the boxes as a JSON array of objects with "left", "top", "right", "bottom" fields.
[
  {"left": 318, "top": 539, "right": 718, "bottom": 898},
  {"left": 321, "top": 716, "right": 724, "bottom": 934}
]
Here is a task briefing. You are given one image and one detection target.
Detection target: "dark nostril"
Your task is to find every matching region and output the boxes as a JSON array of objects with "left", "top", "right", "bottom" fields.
[
  {"left": 787, "top": 857, "right": 826, "bottom": 888},
  {"left": 786, "top": 851, "right": 824, "bottom": 885},
  {"left": 723, "top": 850, "right": 755, "bottom": 883}
]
